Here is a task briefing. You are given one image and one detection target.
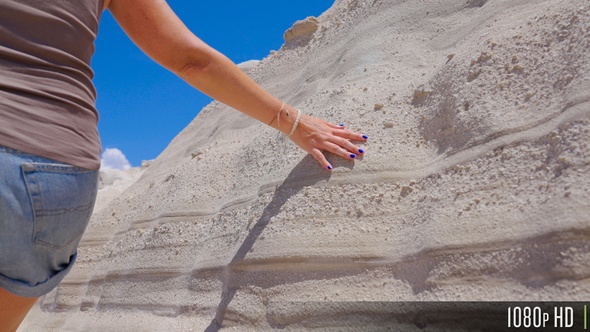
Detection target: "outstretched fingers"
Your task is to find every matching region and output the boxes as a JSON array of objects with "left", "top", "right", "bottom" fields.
[
  {"left": 310, "top": 132, "right": 367, "bottom": 172},
  {"left": 327, "top": 135, "right": 364, "bottom": 157},
  {"left": 289, "top": 115, "right": 368, "bottom": 171},
  {"left": 333, "top": 126, "right": 368, "bottom": 143}
]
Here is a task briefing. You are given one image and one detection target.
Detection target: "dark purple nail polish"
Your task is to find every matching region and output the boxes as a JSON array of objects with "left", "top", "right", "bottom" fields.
[
  {"left": 362, "top": 135, "right": 368, "bottom": 140},
  {"left": 358, "top": 149, "right": 364, "bottom": 154},
  {"left": 327, "top": 165, "right": 333, "bottom": 170},
  {"left": 350, "top": 154, "right": 356, "bottom": 159},
  {"left": 339, "top": 124, "right": 345, "bottom": 127}
]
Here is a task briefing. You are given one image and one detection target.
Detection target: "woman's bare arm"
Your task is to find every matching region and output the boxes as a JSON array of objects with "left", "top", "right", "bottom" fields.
[{"left": 107, "top": 0, "right": 367, "bottom": 170}]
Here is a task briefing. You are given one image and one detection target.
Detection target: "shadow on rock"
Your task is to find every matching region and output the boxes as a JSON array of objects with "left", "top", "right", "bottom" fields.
[{"left": 204, "top": 156, "right": 332, "bottom": 331}]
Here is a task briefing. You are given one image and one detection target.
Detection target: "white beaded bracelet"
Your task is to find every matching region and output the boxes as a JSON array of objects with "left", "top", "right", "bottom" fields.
[{"left": 288, "top": 109, "right": 302, "bottom": 136}]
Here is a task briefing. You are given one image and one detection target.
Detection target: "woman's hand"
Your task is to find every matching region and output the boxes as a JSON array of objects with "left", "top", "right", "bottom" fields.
[{"left": 288, "top": 113, "right": 368, "bottom": 171}]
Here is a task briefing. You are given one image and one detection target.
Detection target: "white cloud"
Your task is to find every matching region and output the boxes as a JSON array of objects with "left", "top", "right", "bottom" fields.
[{"left": 100, "top": 148, "right": 132, "bottom": 170}]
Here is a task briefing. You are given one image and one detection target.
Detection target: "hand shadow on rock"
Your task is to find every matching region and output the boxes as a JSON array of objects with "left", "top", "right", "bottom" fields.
[{"left": 204, "top": 154, "right": 354, "bottom": 331}]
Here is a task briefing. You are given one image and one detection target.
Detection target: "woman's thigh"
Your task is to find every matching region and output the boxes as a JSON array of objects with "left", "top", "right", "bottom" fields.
[
  {"left": 0, "top": 146, "right": 98, "bottom": 298},
  {"left": 0, "top": 287, "right": 38, "bottom": 332}
]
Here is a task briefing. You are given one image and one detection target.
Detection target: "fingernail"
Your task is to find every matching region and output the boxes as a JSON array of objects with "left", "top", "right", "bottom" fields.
[
  {"left": 350, "top": 154, "right": 356, "bottom": 159},
  {"left": 339, "top": 124, "right": 345, "bottom": 127},
  {"left": 327, "top": 165, "right": 333, "bottom": 170},
  {"left": 358, "top": 149, "right": 364, "bottom": 154},
  {"left": 362, "top": 135, "right": 369, "bottom": 140}
]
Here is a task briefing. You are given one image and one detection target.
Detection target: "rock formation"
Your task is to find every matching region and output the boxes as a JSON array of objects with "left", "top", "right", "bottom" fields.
[
  {"left": 20, "top": 0, "right": 590, "bottom": 330},
  {"left": 283, "top": 16, "right": 320, "bottom": 49}
]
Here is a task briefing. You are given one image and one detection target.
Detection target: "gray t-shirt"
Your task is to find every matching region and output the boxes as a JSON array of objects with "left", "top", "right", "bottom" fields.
[{"left": 0, "top": 0, "right": 104, "bottom": 170}]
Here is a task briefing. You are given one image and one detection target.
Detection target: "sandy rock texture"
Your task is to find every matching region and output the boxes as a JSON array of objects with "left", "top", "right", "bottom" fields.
[
  {"left": 94, "top": 166, "right": 145, "bottom": 213},
  {"left": 20, "top": 0, "right": 590, "bottom": 330}
]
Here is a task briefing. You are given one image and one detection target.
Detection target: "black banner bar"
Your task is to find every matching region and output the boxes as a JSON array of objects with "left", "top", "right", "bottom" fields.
[{"left": 264, "top": 302, "right": 588, "bottom": 331}]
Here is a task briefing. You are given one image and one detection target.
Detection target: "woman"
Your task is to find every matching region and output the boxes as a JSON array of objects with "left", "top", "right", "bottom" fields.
[{"left": 0, "top": 0, "right": 367, "bottom": 330}]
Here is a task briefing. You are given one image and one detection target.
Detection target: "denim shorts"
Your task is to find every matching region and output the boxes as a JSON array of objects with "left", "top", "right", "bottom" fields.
[{"left": 0, "top": 146, "right": 98, "bottom": 297}]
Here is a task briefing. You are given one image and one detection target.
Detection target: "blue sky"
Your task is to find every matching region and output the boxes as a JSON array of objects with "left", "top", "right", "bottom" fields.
[{"left": 93, "top": 1, "right": 334, "bottom": 168}]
